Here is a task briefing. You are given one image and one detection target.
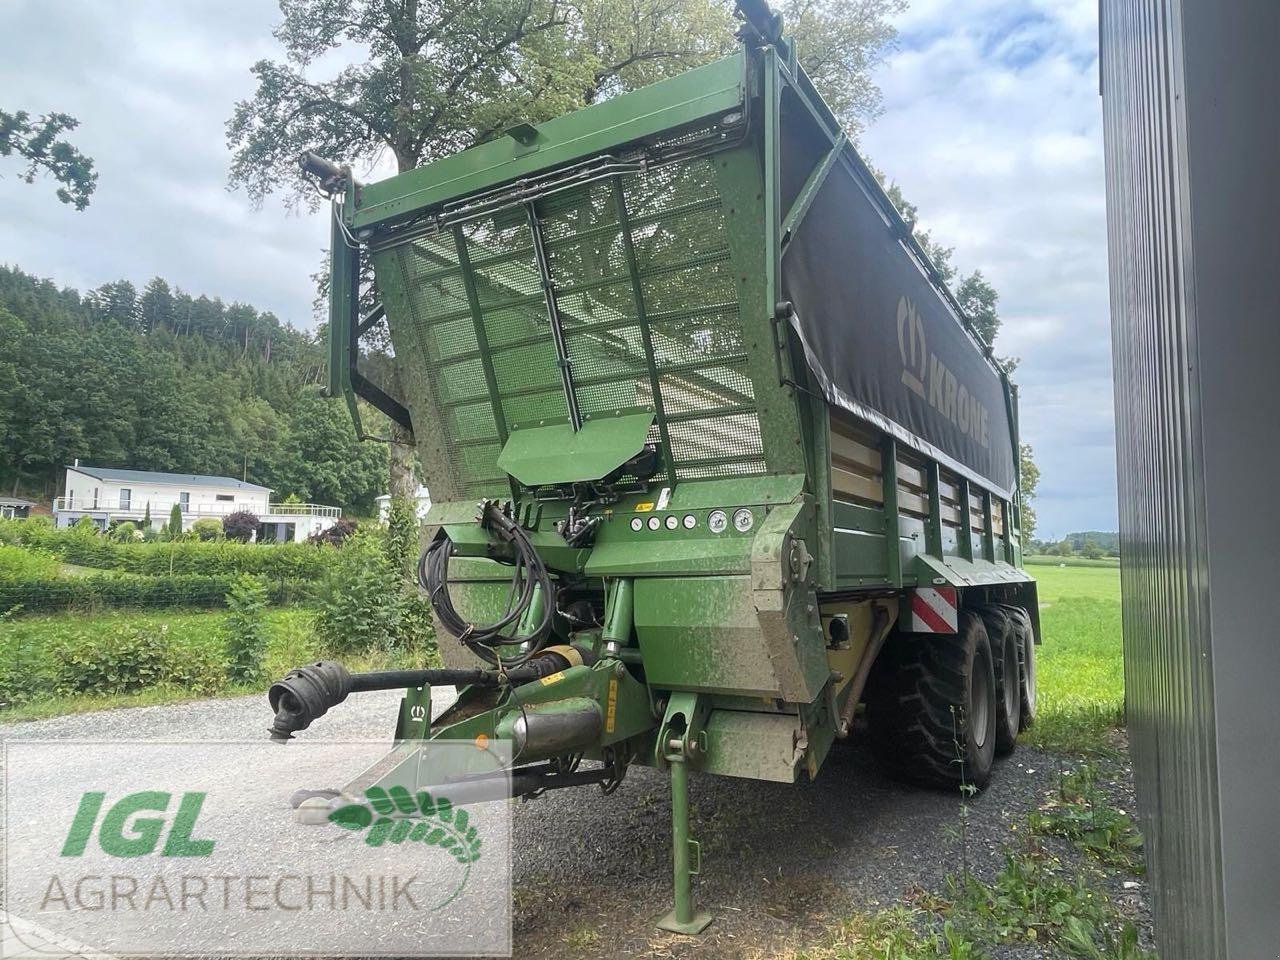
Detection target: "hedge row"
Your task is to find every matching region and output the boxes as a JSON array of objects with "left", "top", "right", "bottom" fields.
[
  {"left": 0, "top": 573, "right": 315, "bottom": 615},
  {"left": 1, "top": 522, "right": 336, "bottom": 580}
]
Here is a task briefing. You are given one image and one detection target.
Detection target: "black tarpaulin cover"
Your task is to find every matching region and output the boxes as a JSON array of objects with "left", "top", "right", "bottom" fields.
[{"left": 780, "top": 145, "right": 1018, "bottom": 498}]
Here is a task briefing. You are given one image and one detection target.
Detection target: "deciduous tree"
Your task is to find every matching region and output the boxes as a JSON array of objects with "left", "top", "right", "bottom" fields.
[
  {"left": 0, "top": 109, "right": 97, "bottom": 210},
  {"left": 1019, "top": 442, "right": 1039, "bottom": 540},
  {"left": 227, "top": 0, "right": 906, "bottom": 500}
]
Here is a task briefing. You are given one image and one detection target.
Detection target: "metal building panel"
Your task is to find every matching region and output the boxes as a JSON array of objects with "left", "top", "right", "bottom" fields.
[{"left": 1101, "top": 0, "right": 1280, "bottom": 957}]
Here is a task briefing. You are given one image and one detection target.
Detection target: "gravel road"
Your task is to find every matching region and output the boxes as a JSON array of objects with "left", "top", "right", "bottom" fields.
[{"left": 2, "top": 693, "right": 1151, "bottom": 959}]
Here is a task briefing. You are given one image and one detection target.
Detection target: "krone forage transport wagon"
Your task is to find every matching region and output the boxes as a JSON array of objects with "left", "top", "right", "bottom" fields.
[{"left": 268, "top": 0, "right": 1039, "bottom": 932}]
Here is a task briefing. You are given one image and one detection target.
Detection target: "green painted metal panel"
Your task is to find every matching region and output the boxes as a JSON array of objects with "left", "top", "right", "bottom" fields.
[
  {"left": 911, "top": 552, "right": 1034, "bottom": 590},
  {"left": 351, "top": 53, "right": 746, "bottom": 230},
  {"left": 701, "top": 710, "right": 801, "bottom": 782},
  {"left": 633, "top": 575, "right": 780, "bottom": 697},
  {"left": 496, "top": 410, "right": 654, "bottom": 486},
  {"left": 586, "top": 537, "right": 752, "bottom": 577},
  {"left": 665, "top": 474, "right": 804, "bottom": 510}
]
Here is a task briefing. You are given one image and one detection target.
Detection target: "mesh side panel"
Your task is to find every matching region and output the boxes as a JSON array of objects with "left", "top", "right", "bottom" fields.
[{"left": 376, "top": 152, "right": 765, "bottom": 494}]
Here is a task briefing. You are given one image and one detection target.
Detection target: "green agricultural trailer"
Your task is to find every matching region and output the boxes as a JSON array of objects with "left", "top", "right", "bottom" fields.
[{"left": 269, "top": 0, "right": 1038, "bottom": 933}]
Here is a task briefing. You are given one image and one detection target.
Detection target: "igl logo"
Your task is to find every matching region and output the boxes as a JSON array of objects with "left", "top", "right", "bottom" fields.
[
  {"left": 60, "top": 792, "right": 215, "bottom": 858},
  {"left": 895, "top": 295, "right": 991, "bottom": 449}
]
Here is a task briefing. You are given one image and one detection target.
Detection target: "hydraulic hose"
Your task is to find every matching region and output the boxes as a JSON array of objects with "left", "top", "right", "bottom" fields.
[{"left": 419, "top": 501, "right": 554, "bottom": 668}]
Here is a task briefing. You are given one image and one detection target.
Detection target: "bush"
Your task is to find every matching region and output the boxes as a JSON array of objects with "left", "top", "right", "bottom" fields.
[
  {"left": 0, "top": 544, "right": 61, "bottom": 578},
  {"left": 1, "top": 529, "right": 335, "bottom": 579},
  {"left": 191, "top": 518, "right": 223, "bottom": 542},
  {"left": 223, "top": 510, "right": 259, "bottom": 543},
  {"left": 0, "top": 571, "right": 311, "bottom": 615},
  {"left": 50, "top": 623, "right": 228, "bottom": 698},
  {"left": 0, "top": 516, "right": 27, "bottom": 545},
  {"left": 314, "top": 528, "right": 434, "bottom": 655},
  {"left": 161, "top": 641, "right": 227, "bottom": 696},
  {"left": 110, "top": 521, "right": 139, "bottom": 542},
  {"left": 225, "top": 574, "right": 269, "bottom": 683},
  {"left": 52, "top": 625, "right": 170, "bottom": 696},
  {"left": 308, "top": 517, "right": 357, "bottom": 546},
  {"left": 0, "top": 605, "right": 38, "bottom": 706}
]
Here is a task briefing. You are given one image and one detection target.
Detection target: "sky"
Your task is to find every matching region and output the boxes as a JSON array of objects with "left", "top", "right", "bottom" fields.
[{"left": 0, "top": 0, "right": 1116, "bottom": 537}]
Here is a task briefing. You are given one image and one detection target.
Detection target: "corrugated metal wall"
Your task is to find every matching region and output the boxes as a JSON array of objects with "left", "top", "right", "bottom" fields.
[{"left": 1101, "top": 1, "right": 1280, "bottom": 957}]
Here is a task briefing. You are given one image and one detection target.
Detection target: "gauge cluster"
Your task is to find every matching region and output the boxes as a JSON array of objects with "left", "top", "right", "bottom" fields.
[{"left": 626, "top": 507, "right": 755, "bottom": 534}]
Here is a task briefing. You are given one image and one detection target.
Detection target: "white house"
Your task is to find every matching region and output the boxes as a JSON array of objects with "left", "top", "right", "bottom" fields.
[
  {"left": 53, "top": 463, "right": 341, "bottom": 543},
  {"left": 375, "top": 485, "right": 432, "bottom": 523}
]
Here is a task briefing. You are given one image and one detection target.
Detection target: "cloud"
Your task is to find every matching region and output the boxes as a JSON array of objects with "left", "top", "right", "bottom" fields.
[
  {"left": 0, "top": 0, "right": 327, "bottom": 324},
  {"left": 860, "top": 0, "right": 1115, "bottom": 536}
]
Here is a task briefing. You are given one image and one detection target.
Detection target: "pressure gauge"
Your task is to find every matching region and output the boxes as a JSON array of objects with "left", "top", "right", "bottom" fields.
[
  {"left": 647, "top": 516, "right": 661, "bottom": 531},
  {"left": 682, "top": 514, "right": 697, "bottom": 529},
  {"left": 733, "top": 508, "right": 755, "bottom": 533},
  {"left": 707, "top": 509, "right": 728, "bottom": 534},
  {"left": 665, "top": 514, "right": 679, "bottom": 530},
  {"left": 630, "top": 517, "right": 644, "bottom": 532}
]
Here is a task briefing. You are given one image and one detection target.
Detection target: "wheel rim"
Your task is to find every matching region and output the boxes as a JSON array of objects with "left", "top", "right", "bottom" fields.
[
  {"left": 970, "top": 653, "right": 991, "bottom": 749},
  {"left": 1003, "top": 636, "right": 1019, "bottom": 719},
  {"left": 1022, "top": 629, "right": 1037, "bottom": 708}
]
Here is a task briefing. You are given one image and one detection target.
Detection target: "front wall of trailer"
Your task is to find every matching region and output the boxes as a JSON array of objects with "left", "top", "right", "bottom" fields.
[
  {"left": 1102, "top": 0, "right": 1280, "bottom": 956},
  {"left": 374, "top": 137, "right": 806, "bottom": 506}
]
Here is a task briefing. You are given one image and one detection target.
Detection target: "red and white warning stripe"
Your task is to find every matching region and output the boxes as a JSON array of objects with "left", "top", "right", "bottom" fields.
[{"left": 906, "top": 586, "right": 959, "bottom": 634}]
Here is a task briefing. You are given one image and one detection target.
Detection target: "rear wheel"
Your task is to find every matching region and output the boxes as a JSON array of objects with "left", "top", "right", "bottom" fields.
[
  {"left": 867, "top": 610, "right": 999, "bottom": 791},
  {"left": 979, "top": 606, "right": 1021, "bottom": 756}
]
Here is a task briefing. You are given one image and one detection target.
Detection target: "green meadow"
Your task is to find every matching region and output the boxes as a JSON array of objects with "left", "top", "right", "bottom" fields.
[{"left": 1025, "top": 564, "right": 1126, "bottom": 752}]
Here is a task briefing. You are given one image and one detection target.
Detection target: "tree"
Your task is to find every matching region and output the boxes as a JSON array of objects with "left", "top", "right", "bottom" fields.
[
  {"left": 1019, "top": 442, "right": 1039, "bottom": 541},
  {"left": 227, "top": 0, "right": 905, "bottom": 499},
  {"left": 780, "top": 0, "right": 906, "bottom": 136},
  {"left": 223, "top": 510, "right": 260, "bottom": 543},
  {"left": 955, "top": 270, "right": 999, "bottom": 347},
  {"left": 0, "top": 109, "right": 97, "bottom": 210},
  {"left": 87, "top": 280, "right": 141, "bottom": 329},
  {"left": 139, "top": 278, "right": 176, "bottom": 334},
  {"left": 166, "top": 503, "right": 184, "bottom": 539}
]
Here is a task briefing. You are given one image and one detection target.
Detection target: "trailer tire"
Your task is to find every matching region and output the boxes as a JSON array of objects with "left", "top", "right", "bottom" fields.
[
  {"left": 1003, "top": 605, "right": 1037, "bottom": 729},
  {"left": 866, "top": 610, "right": 998, "bottom": 791},
  {"left": 979, "top": 606, "right": 1021, "bottom": 756}
]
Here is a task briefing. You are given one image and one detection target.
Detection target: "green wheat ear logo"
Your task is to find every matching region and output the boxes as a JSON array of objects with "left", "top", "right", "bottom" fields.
[{"left": 328, "top": 786, "right": 482, "bottom": 865}]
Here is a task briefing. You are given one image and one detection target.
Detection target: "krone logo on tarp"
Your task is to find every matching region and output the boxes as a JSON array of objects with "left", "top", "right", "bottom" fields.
[{"left": 896, "top": 296, "right": 991, "bottom": 449}]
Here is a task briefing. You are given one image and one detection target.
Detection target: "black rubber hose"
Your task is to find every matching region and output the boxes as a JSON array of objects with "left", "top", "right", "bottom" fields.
[{"left": 419, "top": 502, "right": 555, "bottom": 668}]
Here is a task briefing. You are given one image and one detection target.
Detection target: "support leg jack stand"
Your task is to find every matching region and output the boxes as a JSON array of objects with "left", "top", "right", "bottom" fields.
[{"left": 656, "top": 755, "right": 713, "bottom": 934}]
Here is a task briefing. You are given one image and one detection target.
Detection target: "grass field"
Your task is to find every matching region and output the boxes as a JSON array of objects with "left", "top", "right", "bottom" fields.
[{"left": 1025, "top": 564, "right": 1125, "bottom": 752}]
